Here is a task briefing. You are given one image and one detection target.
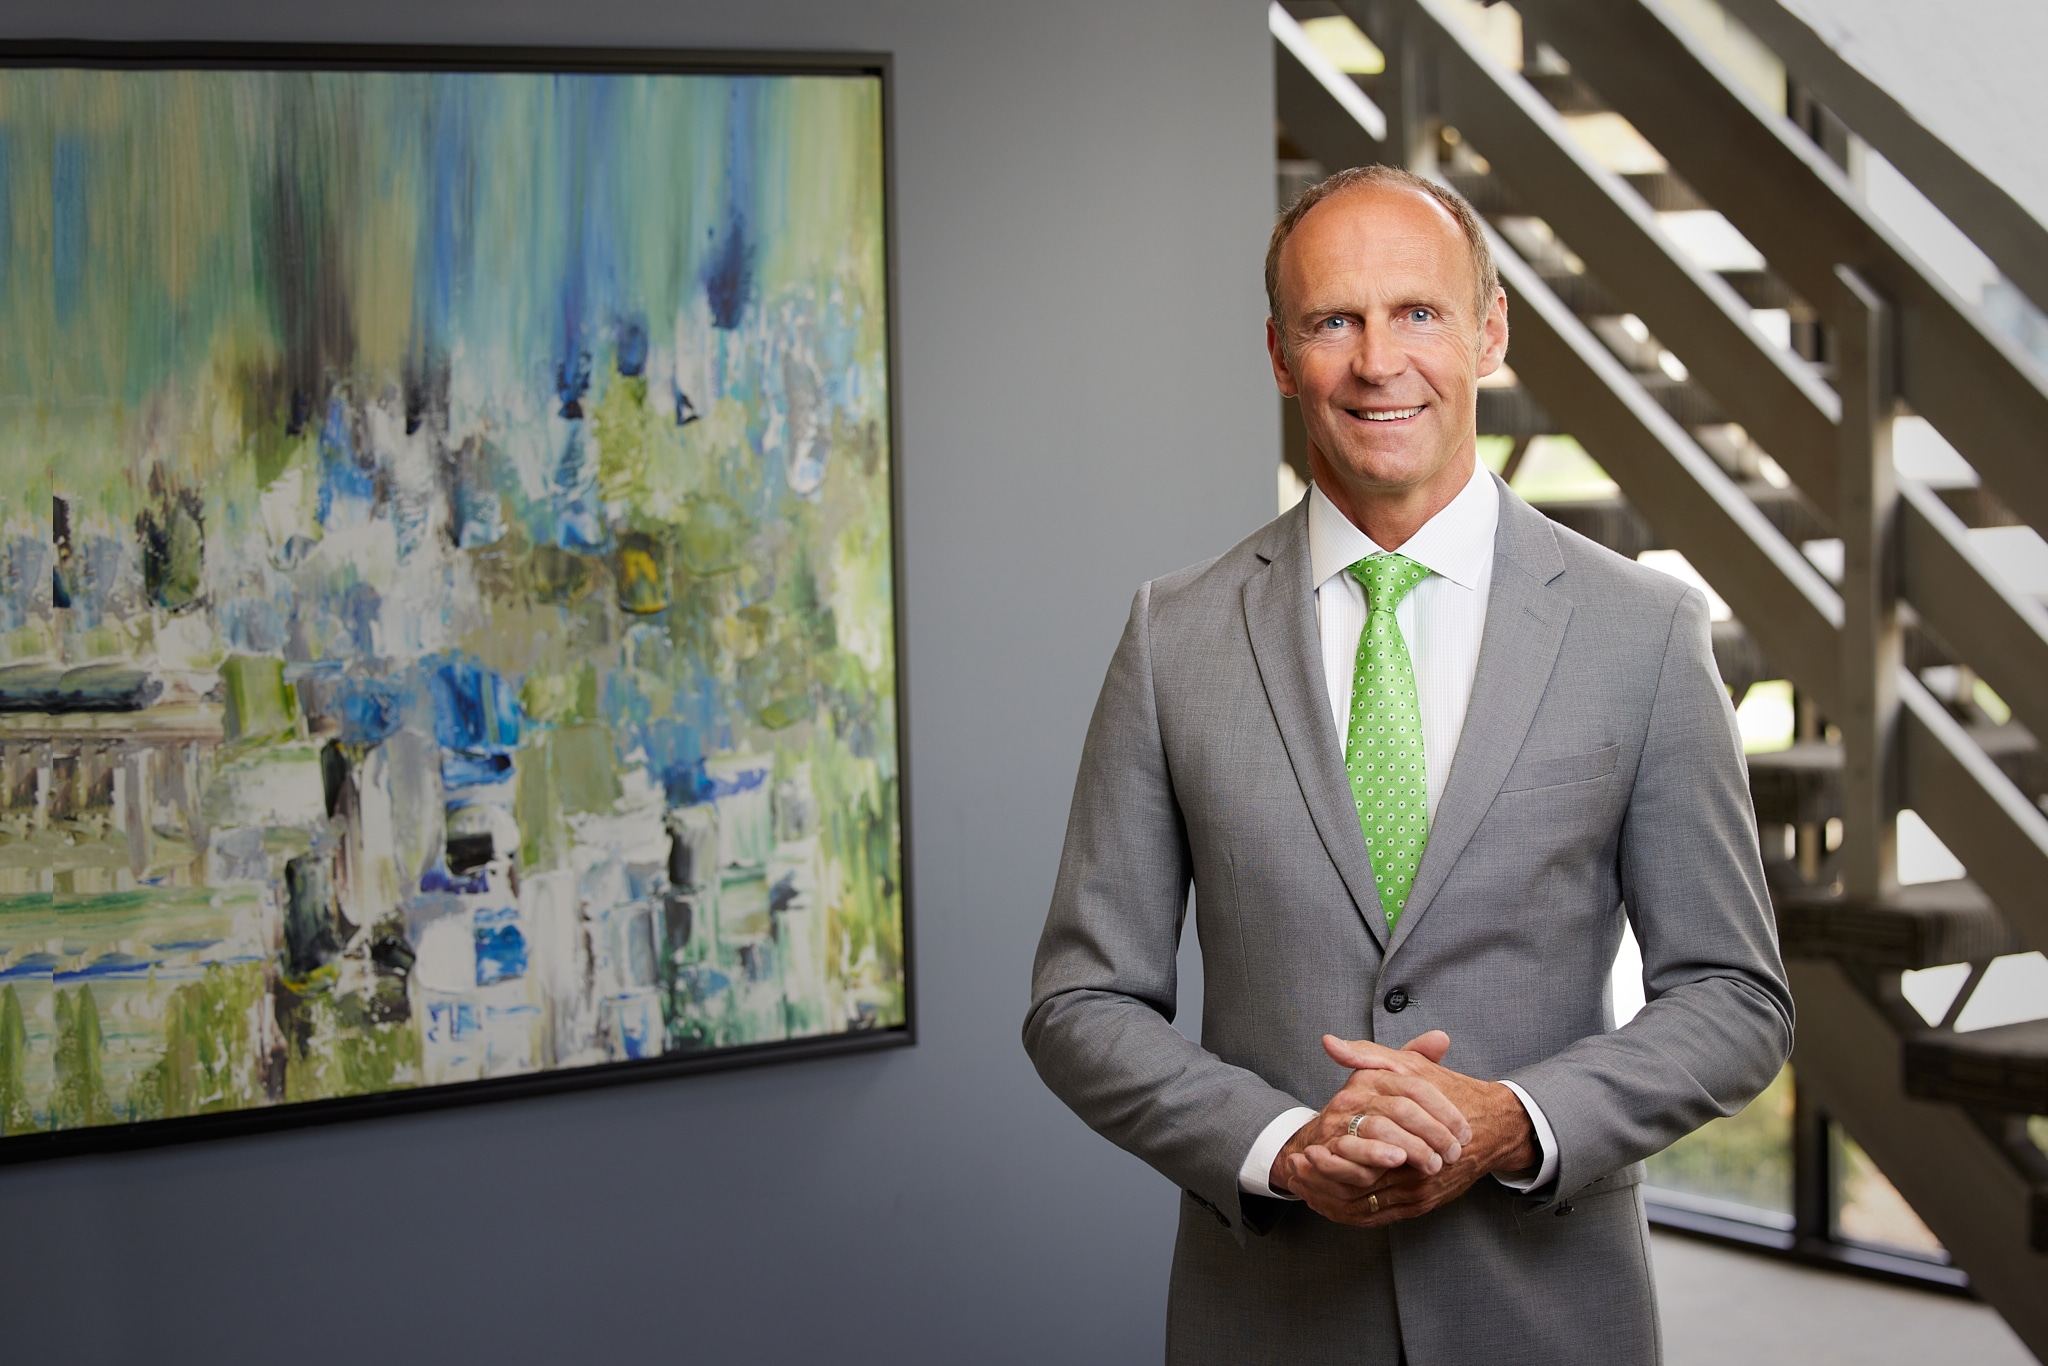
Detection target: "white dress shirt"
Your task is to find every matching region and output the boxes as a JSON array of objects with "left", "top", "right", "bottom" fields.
[{"left": 1236, "top": 457, "right": 1561, "bottom": 1200}]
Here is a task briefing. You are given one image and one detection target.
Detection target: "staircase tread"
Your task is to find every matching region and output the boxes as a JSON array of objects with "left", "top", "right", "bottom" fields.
[
  {"left": 1904, "top": 1018, "right": 2048, "bottom": 1115},
  {"left": 1966, "top": 719, "right": 2040, "bottom": 754},
  {"left": 1772, "top": 879, "right": 2022, "bottom": 969},
  {"left": 1912, "top": 1017, "right": 2048, "bottom": 1057},
  {"left": 1747, "top": 741, "right": 1842, "bottom": 770},
  {"left": 1775, "top": 878, "right": 1990, "bottom": 913},
  {"left": 1526, "top": 493, "right": 1629, "bottom": 508}
]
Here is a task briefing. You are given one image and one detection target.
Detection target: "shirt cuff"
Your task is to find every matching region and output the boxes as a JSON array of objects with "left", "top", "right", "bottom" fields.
[
  {"left": 1493, "top": 1080, "right": 1559, "bottom": 1192},
  {"left": 1239, "top": 1106, "right": 1320, "bottom": 1199}
]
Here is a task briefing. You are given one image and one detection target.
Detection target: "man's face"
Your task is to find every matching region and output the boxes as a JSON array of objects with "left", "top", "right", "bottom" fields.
[{"left": 1267, "top": 185, "right": 1508, "bottom": 502}]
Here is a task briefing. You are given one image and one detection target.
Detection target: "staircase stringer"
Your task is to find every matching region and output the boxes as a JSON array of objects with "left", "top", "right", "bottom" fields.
[
  {"left": 1357, "top": 0, "right": 1841, "bottom": 501},
  {"left": 1514, "top": 0, "right": 2048, "bottom": 550},
  {"left": 1789, "top": 958, "right": 2048, "bottom": 1358}
]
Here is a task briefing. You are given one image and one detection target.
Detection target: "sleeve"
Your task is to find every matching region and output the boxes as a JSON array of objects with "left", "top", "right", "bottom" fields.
[
  {"left": 1239, "top": 1107, "right": 1319, "bottom": 1199},
  {"left": 1492, "top": 1081, "right": 1559, "bottom": 1192},
  {"left": 1503, "top": 587, "right": 1795, "bottom": 1206},
  {"left": 1023, "top": 583, "right": 1312, "bottom": 1238}
]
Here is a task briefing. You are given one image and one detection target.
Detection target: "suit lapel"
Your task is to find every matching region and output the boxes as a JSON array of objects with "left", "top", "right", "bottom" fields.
[
  {"left": 1242, "top": 501, "right": 1390, "bottom": 948},
  {"left": 1388, "top": 481, "right": 1572, "bottom": 957}
]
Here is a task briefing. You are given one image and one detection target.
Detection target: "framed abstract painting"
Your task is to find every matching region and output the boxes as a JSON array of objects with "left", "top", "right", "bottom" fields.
[{"left": 0, "top": 43, "right": 909, "bottom": 1158}]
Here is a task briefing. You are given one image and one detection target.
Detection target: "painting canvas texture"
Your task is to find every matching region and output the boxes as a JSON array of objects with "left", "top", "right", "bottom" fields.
[{"left": 0, "top": 64, "right": 904, "bottom": 1143}]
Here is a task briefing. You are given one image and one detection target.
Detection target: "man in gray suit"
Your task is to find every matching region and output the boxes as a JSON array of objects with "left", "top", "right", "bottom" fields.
[{"left": 1023, "top": 165, "right": 1793, "bottom": 1364}]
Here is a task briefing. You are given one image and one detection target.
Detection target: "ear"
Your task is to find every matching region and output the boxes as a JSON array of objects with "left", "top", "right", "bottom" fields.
[
  {"left": 1267, "top": 317, "right": 1301, "bottom": 398},
  {"left": 1475, "top": 288, "right": 1510, "bottom": 379}
]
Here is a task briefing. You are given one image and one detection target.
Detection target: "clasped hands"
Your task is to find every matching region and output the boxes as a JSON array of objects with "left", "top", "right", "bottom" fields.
[{"left": 1270, "top": 1030, "right": 1537, "bottom": 1228}]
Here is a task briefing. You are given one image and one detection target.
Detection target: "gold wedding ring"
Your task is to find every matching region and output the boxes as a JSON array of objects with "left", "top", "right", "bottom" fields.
[
  {"left": 1369, "top": 1194, "right": 1380, "bottom": 1215},
  {"left": 1346, "top": 1114, "right": 1366, "bottom": 1138}
]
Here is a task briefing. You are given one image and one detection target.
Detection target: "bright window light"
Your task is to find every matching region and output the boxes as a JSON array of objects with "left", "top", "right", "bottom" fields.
[
  {"left": 1801, "top": 538, "right": 1843, "bottom": 585},
  {"left": 1966, "top": 524, "right": 2048, "bottom": 599},
  {"left": 1610, "top": 919, "right": 1645, "bottom": 1027},
  {"left": 1893, "top": 415, "right": 1977, "bottom": 486},
  {"left": 1900, "top": 962, "right": 1973, "bottom": 1026},
  {"left": 1897, "top": 809, "right": 1965, "bottom": 886},
  {"left": 1299, "top": 15, "right": 1385, "bottom": 73},
  {"left": 1278, "top": 461, "right": 1308, "bottom": 515},
  {"left": 1658, "top": 210, "right": 1766, "bottom": 272},
  {"left": 1952, "top": 952, "right": 2048, "bottom": 1032},
  {"left": 1637, "top": 549, "right": 1732, "bottom": 621},
  {"left": 1562, "top": 112, "right": 1667, "bottom": 175},
  {"left": 1506, "top": 435, "right": 1617, "bottom": 502},
  {"left": 1735, "top": 680, "right": 1794, "bottom": 754}
]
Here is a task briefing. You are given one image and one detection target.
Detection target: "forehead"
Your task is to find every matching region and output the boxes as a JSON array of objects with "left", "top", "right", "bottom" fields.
[{"left": 1280, "top": 184, "right": 1475, "bottom": 309}]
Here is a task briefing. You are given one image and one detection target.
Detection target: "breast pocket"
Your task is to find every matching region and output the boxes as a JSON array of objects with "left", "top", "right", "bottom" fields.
[{"left": 1497, "top": 742, "right": 1621, "bottom": 794}]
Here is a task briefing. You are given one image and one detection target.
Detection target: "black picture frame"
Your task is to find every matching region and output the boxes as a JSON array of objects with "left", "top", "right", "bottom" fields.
[{"left": 0, "top": 39, "right": 915, "bottom": 1165}]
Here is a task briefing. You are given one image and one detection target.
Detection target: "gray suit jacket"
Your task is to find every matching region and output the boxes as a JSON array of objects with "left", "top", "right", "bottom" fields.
[{"left": 1024, "top": 478, "right": 1794, "bottom": 1365}]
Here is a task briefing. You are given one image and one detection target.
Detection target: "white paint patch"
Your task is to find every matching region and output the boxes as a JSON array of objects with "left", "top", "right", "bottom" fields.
[
  {"left": 412, "top": 911, "right": 478, "bottom": 994},
  {"left": 298, "top": 519, "right": 401, "bottom": 596},
  {"left": 259, "top": 467, "right": 310, "bottom": 546},
  {"left": 202, "top": 747, "right": 327, "bottom": 831}
]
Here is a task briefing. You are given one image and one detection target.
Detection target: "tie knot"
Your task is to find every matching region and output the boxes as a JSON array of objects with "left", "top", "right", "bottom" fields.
[{"left": 1348, "top": 553, "right": 1430, "bottom": 612}]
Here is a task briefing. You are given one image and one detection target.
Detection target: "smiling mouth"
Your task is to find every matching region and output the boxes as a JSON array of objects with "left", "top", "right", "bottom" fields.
[{"left": 1357, "top": 405, "right": 1425, "bottom": 422}]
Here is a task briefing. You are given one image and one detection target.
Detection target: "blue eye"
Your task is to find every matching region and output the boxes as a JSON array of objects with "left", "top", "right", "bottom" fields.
[{"left": 1407, "top": 308, "right": 1432, "bottom": 323}]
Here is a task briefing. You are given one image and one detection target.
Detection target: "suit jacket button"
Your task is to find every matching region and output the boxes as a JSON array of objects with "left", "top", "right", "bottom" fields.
[
  {"left": 1383, "top": 988, "right": 1410, "bottom": 1013},
  {"left": 1555, "top": 1203, "right": 1576, "bottom": 1217}
]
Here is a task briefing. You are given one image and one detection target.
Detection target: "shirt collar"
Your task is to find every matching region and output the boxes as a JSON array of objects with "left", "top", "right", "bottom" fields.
[{"left": 1307, "top": 456, "right": 1499, "bottom": 593}]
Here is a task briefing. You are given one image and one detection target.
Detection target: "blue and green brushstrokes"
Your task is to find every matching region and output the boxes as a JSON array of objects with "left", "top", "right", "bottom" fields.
[{"left": 0, "top": 67, "right": 902, "bottom": 1134}]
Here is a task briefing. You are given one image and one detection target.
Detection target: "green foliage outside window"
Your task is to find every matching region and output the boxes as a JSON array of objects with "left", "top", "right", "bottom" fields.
[{"left": 1647, "top": 1065, "right": 1794, "bottom": 1215}]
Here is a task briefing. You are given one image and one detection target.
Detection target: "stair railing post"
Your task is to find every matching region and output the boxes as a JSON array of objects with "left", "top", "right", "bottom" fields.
[
  {"left": 1365, "top": 0, "right": 1440, "bottom": 175},
  {"left": 1835, "top": 265, "right": 1899, "bottom": 897}
]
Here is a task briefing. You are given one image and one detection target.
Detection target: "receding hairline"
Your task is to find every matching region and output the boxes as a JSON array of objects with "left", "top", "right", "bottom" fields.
[
  {"left": 1265, "top": 165, "right": 1499, "bottom": 325},
  {"left": 1278, "top": 184, "right": 1474, "bottom": 307}
]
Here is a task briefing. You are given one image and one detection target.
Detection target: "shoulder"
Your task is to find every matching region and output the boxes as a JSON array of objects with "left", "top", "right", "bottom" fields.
[
  {"left": 1548, "top": 520, "right": 1698, "bottom": 621},
  {"left": 1494, "top": 483, "right": 1710, "bottom": 655},
  {"left": 1485, "top": 471, "right": 1698, "bottom": 629},
  {"left": 1537, "top": 517, "right": 1721, "bottom": 701},
  {"left": 1135, "top": 504, "right": 1297, "bottom": 625}
]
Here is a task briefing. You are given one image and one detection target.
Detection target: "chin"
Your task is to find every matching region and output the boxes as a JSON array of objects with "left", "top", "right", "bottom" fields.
[{"left": 1324, "top": 447, "right": 1445, "bottom": 491}]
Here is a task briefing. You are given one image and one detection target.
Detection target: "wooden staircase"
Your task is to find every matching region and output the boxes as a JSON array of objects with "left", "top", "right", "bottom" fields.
[{"left": 1275, "top": 0, "right": 2048, "bottom": 1351}]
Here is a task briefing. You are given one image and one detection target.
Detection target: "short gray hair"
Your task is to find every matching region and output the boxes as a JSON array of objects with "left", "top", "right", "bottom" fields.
[{"left": 1265, "top": 164, "right": 1499, "bottom": 322}]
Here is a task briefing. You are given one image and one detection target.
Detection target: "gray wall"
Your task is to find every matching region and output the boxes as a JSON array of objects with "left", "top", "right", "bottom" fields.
[{"left": 0, "top": 2, "right": 1276, "bottom": 1361}]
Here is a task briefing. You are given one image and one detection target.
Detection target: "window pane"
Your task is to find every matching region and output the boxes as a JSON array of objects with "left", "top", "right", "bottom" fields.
[
  {"left": 1833, "top": 1125, "right": 1945, "bottom": 1258},
  {"left": 1647, "top": 1065, "right": 1794, "bottom": 1217}
]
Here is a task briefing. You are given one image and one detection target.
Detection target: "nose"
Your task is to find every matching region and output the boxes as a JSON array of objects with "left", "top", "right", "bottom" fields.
[{"left": 1352, "top": 315, "right": 1406, "bottom": 385}]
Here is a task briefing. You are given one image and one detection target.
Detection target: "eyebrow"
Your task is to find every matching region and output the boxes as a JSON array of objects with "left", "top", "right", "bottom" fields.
[{"left": 1292, "top": 295, "right": 1461, "bottom": 319}]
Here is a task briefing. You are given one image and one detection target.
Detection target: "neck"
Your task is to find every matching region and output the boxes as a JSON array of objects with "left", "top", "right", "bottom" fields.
[{"left": 1310, "top": 447, "right": 1477, "bottom": 550}]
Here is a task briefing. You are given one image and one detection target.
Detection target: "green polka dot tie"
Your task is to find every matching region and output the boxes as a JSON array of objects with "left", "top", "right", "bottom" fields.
[{"left": 1345, "top": 553, "right": 1432, "bottom": 927}]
